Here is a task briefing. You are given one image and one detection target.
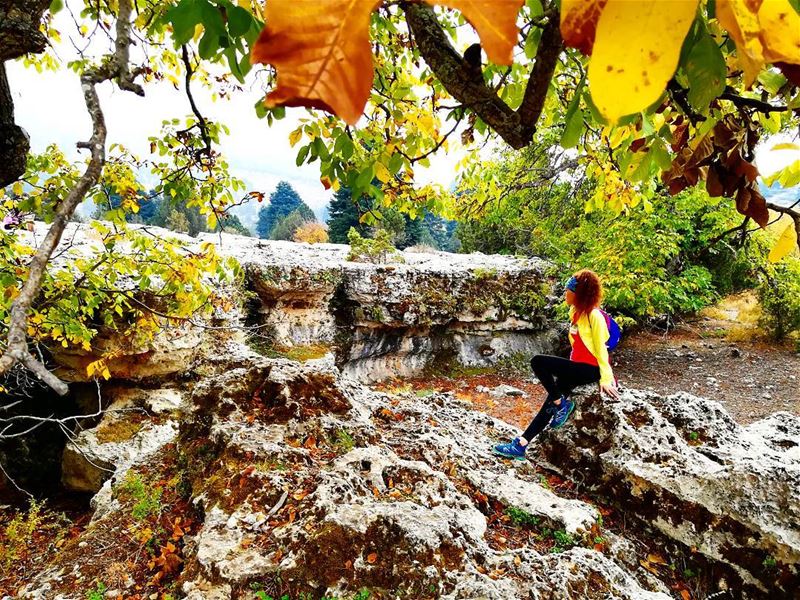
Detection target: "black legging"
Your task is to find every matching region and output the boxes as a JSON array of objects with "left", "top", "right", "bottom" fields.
[{"left": 521, "top": 354, "right": 600, "bottom": 441}]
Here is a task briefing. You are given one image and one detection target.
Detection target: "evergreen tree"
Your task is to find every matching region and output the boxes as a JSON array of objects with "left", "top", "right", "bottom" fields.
[
  {"left": 257, "top": 181, "right": 312, "bottom": 238},
  {"left": 217, "top": 213, "right": 252, "bottom": 236},
  {"left": 270, "top": 209, "right": 312, "bottom": 240},
  {"left": 326, "top": 186, "right": 368, "bottom": 243}
]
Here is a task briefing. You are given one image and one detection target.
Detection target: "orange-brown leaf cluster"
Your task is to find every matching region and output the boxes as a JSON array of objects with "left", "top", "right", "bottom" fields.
[{"left": 251, "top": 0, "right": 523, "bottom": 124}]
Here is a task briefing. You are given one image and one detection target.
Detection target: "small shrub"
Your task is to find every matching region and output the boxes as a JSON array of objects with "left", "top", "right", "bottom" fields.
[
  {"left": 505, "top": 506, "right": 540, "bottom": 528},
  {"left": 758, "top": 257, "right": 800, "bottom": 343},
  {"left": 333, "top": 429, "right": 355, "bottom": 453},
  {"left": 1, "top": 500, "right": 45, "bottom": 571},
  {"left": 347, "top": 228, "right": 403, "bottom": 264},
  {"left": 552, "top": 529, "right": 576, "bottom": 548},
  {"left": 85, "top": 582, "right": 107, "bottom": 600},
  {"left": 763, "top": 555, "right": 777, "bottom": 569},
  {"left": 116, "top": 472, "right": 163, "bottom": 521}
]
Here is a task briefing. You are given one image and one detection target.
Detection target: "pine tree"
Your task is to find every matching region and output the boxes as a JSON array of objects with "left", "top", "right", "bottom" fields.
[
  {"left": 326, "top": 186, "right": 369, "bottom": 244},
  {"left": 257, "top": 181, "right": 312, "bottom": 238}
]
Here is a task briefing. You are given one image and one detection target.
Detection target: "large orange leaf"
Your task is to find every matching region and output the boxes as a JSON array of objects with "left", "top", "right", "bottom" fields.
[
  {"left": 427, "top": 0, "right": 524, "bottom": 64},
  {"left": 588, "top": 0, "right": 699, "bottom": 122},
  {"left": 251, "top": 0, "right": 523, "bottom": 124},
  {"left": 560, "top": 0, "right": 608, "bottom": 55},
  {"left": 251, "top": 0, "right": 382, "bottom": 125}
]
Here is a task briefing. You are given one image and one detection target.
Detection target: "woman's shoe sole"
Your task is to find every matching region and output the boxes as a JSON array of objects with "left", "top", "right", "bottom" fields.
[{"left": 492, "top": 448, "right": 527, "bottom": 460}]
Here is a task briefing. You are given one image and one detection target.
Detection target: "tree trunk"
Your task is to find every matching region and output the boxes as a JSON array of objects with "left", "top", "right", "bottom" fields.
[{"left": 0, "top": 0, "right": 51, "bottom": 186}]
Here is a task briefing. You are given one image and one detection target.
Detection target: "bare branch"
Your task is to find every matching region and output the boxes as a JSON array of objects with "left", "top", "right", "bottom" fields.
[
  {"left": 0, "top": 0, "right": 144, "bottom": 395},
  {"left": 403, "top": 2, "right": 562, "bottom": 149}
]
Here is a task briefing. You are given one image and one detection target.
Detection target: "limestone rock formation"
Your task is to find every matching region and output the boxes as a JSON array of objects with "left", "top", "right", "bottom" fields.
[
  {"left": 538, "top": 386, "right": 800, "bottom": 597},
  {"left": 19, "top": 222, "right": 559, "bottom": 383},
  {"left": 22, "top": 353, "right": 676, "bottom": 599}
]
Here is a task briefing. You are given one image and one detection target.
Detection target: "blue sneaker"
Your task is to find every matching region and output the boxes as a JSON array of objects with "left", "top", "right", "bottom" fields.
[
  {"left": 493, "top": 437, "right": 527, "bottom": 460},
  {"left": 550, "top": 397, "right": 575, "bottom": 429}
]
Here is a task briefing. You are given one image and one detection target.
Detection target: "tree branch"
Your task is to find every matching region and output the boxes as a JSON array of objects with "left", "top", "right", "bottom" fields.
[
  {"left": 403, "top": 2, "right": 562, "bottom": 149},
  {"left": 0, "top": 0, "right": 144, "bottom": 396},
  {"left": 720, "top": 90, "right": 789, "bottom": 114}
]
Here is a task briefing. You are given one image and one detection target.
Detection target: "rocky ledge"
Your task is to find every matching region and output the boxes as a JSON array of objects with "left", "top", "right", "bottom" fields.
[
  {"left": 24, "top": 346, "right": 799, "bottom": 599},
  {"left": 21, "top": 223, "right": 559, "bottom": 383}
]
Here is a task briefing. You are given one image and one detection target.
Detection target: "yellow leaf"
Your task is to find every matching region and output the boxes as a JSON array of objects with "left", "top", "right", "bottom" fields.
[
  {"left": 288, "top": 128, "right": 303, "bottom": 147},
  {"left": 588, "top": 0, "right": 699, "bottom": 122},
  {"left": 757, "top": 0, "right": 800, "bottom": 65},
  {"left": 768, "top": 221, "right": 798, "bottom": 263},
  {"left": 375, "top": 161, "right": 391, "bottom": 184},
  {"left": 716, "top": 0, "right": 765, "bottom": 86},
  {"left": 772, "top": 143, "right": 800, "bottom": 152}
]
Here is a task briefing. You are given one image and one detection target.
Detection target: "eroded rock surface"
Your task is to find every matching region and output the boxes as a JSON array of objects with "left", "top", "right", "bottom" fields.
[
  {"left": 22, "top": 352, "right": 675, "bottom": 599},
  {"left": 20, "top": 223, "right": 559, "bottom": 383},
  {"left": 538, "top": 387, "right": 800, "bottom": 597}
]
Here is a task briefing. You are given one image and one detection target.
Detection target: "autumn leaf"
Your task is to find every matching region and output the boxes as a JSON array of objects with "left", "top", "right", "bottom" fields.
[
  {"left": 426, "top": 1, "right": 524, "bottom": 65},
  {"left": 560, "top": 0, "right": 608, "bottom": 55},
  {"left": 366, "top": 552, "right": 378, "bottom": 564},
  {"left": 251, "top": 0, "right": 523, "bottom": 124},
  {"left": 587, "top": 0, "right": 699, "bottom": 122},
  {"left": 717, "top": 0, "right": 800, "bottom": 86},
  {"left": 768, "top": 220, "right": 798, "bottom": 263}
]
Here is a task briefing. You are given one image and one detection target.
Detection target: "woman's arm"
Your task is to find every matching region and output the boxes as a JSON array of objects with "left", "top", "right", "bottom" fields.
[{"left": 589, "top": 309, "right": 614, "bottom": 387}]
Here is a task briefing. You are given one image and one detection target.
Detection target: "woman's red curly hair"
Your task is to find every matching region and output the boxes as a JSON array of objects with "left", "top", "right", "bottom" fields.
[{"left": 572, "top": 269, "right": 603, "bottom": 318}]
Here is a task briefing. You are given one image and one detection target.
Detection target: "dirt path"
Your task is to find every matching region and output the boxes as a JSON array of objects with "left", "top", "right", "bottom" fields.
[{"left": 381, "top": 308, "right": 798, "bottom": 428}]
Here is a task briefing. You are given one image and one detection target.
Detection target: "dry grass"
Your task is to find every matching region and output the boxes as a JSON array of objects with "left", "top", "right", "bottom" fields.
[{"left": 699, "top": 291, "right": 764, "bottom": 342}]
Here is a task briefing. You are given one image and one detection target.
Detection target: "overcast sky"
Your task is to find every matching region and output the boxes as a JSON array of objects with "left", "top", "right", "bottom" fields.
[{"left": 4, "top": 6, "right": 464, "bottom": 221}]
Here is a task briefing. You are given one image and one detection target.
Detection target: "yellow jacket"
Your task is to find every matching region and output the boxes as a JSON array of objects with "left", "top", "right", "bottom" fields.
[{"left": 568, "top": 306, "right": 614, "bottom": 386}]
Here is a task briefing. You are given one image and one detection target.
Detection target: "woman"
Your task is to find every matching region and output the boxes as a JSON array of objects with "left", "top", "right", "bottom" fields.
[{"left": 494, "top": 269, "right": 618, "bottom": 460}]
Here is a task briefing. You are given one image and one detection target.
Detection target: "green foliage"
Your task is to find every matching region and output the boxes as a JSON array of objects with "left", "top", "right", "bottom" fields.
[
  {"left": 327, "top": 186, "right": 371, "bottom": 244},
  {"left": 0, "top": 500, "right": 66, "bottom": 573},
  {"left": 758, "top": 257, "right": 800, "bottom": 342},
  {"left": 550, "top": 529, "right": 577, "bottom": 553},
  {"left": 116, "top": 473, "right": 163, "bottom": 521},
  {"left": 346, "top": 228, "right": 403, "bottom": 264},
  {"left": 504, "top": 506, "right": 540, "bottom": 528},
  {"left": 85, "top": 582, "right": 107, "bottom": 600},
  {"left": 457, "top": 142, "right": 771, "bottom": 323},
  {"left": 332, "top": 428, "right": 355, "bottom": 453},
  {"left": 257, "top": 181, "right": 313, "bottom": 239}
]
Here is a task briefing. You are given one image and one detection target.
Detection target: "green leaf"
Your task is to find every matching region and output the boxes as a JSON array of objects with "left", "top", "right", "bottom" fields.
[
  {"left": 227, "top": 6, "right": 253, "bottom": 37},
  {"left": 685, "top": 33, "right": 726, "bottom": 111},
  {"left": 49, "top": 0, "right": 64, "bottom": 14},
  {"left": 199, "top": 30, "right": 220, "bottom": 59},
  {"left": 296, "top": 145, "right": 310, "bottom": 166},
  {"left": 560, "top": 75, "right": 585, "bottom": 148},
  {"left": 758, "top": 70, "right": 787, "bottom": 95},
  {"left": 388, "top": 152, "right": 404, "bottom": 175},
  {"left": 167, "top": 0, "right": 203, "bottom": 46}
]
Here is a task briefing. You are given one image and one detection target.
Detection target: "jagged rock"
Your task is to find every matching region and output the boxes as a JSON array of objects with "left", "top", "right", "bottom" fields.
[
  {"left": 538, "top": 386, "right": 800, "bottom": 597},
  {"left": 477, "top": 384, "right": 526, "bottom": 398},
  {"left": 23, "top": 353, "right": 673, "bottom": 599},
  {"left": 61, "top": 388, "right": 184, "bottom": 493},
  {"left": 465, "top": 469, "right": 598, "bottom": 535}
]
